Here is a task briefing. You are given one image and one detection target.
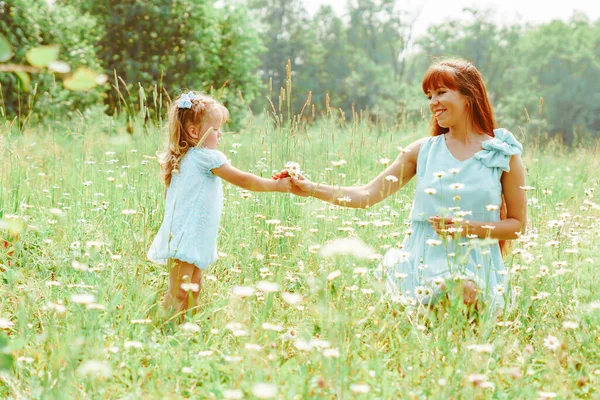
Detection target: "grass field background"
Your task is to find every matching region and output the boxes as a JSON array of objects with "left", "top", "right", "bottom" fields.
[{"left": 1, "top": 112, "right": 599, "bottom": 399}]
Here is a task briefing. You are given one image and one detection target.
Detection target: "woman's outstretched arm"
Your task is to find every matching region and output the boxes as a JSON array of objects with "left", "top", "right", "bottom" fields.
[{"left": 292, "top": 138, "right": 425, "bottom": 208}]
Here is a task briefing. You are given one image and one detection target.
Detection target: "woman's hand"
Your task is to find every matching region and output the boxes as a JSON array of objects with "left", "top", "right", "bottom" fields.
[
  {"left": 290, "top": 176, "right": 314, "bottom": 197},
  {"left": 428, "top": 215, "right": 471, "bottom": 238}
]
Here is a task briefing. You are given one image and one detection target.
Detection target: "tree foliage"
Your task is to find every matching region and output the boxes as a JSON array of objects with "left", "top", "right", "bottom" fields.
[
  {"left": 249, "top": 0, "right": 418, "bottom": 122},
  {"left": 506, "top": 15, "right": 600, "bottom": 138},
  {"left": 0, "top": 1, "right": 597, "bottom": 138},
  {"left": 0, "top": 0, "right": 104, "bottom": 119},
  {"left": 75, "top": 0, "right": 264, "bottom": 126},
  {"left": 413, "top": 9, "right": 599, "bottom": 139},
  {"left": 1, "top": 0, "right": 263, "bottom": 128}
]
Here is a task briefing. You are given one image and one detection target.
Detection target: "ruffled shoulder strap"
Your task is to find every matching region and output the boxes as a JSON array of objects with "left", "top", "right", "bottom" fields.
[
  {"left": 189, "top": 148, "right": 230, "bottom": 176},
  {"left": 474, "top": 128, "right": 523, "bottom": 172}
]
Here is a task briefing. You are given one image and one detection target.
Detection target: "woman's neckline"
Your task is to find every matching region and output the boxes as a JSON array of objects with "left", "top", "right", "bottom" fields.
[{"left": 441, "top": 133, "right": 491, "bottom": 163}]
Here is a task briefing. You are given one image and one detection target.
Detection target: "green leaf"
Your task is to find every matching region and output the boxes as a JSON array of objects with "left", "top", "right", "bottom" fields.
[
  {"left": 0, "top": 353, "right": 14, "bottom": 371},
  {"left": 63, "top": 67, "right": 98, "bottom": 91},
  {"left": 0, "top": 33, "right": 12, "bottom": 62},
  {"left": 13, "top": 71, "right": 31, "bottom": 92},
  {"left": 25, "top": 45, "right": 60, "bottom": 67}
]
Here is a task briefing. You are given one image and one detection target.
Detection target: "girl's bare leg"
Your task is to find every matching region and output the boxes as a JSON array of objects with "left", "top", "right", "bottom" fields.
[
  {"left": 164, "top": 260, "right": 202, "bottom": 319},
  {"left": 191, "top": 266, "right": 203, "bottom": 311}
]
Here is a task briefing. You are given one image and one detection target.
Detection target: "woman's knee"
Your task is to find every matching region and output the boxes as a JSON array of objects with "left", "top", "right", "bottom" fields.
[{"left": 461, "top": 280, "right": 478, "bottom": 306}]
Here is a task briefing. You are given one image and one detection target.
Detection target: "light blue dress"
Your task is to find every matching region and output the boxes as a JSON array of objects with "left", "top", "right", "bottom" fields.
[
  {"left": 147, "top": 148, "right": 229, "bottom": 270},
  {"left": 380, "top": 128, "right": 523, "bottom": 308}
]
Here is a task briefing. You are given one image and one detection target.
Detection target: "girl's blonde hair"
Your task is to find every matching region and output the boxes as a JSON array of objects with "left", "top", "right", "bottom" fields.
[{"left": 158, "top": 92, "right": 229, "bottom": 186}]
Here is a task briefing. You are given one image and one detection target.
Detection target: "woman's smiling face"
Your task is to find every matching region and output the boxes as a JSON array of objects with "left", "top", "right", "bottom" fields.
[{"left": 426, "top": 86, "right": 469, "bottom": 129}]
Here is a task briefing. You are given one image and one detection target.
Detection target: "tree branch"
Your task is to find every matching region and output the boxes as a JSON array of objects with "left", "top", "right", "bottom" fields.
[{"left": 0, "top": 64, "right": 42, "bottom": 73}]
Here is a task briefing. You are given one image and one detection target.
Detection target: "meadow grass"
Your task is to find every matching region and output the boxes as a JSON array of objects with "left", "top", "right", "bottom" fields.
[{"left": 1, "top": 111, "right": 599, "bottom": 399}]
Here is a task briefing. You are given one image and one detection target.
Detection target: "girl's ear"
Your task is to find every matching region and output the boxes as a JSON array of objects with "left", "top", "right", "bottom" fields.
[{"left": 187, "top": 125, "right": 198, "bottom": 139}]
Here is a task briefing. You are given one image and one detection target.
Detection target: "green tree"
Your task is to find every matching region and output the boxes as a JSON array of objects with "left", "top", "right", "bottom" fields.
[
  {"left": 413, "top": 9, "right": 600, "bottom": 138},
  {"left": 314, "top": 5, "right": 352, "bottom": 110},
  {"left": 0, "top": 0, "right": 104, "bottom": 121},
  {"left": 415, "top": 8, "right": 522, "bottom": 100},
  {"left": 347, "top": 0, "right": 412, "bottom": 82},
  {"left": 248, "top": 0, "right": 318, "bottom": 115},
  {"left": 248, "top": 0, "right": 418, "bottom": 122},
  {"left": 504, "top": 14, "right": 600, "bottom": 139},
  {"left": 343, "top": 0, "right": 415, "bottom": 120},
  {"left": 75, "top": 0, "right": 264, "bottom": 127}
]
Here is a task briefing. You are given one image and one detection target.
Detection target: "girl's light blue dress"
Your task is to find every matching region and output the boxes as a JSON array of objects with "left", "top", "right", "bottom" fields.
[
  {"left": 380, "top": 128, "right": 523, "bottom": 308},
  {"left": 147, "top": 148, "right": 229, "bottom": 270}
]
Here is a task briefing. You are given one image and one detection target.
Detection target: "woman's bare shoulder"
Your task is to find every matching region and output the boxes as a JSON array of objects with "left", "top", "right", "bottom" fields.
[{"left": 400, "top": 136, "right": 432, "bottom": 162}]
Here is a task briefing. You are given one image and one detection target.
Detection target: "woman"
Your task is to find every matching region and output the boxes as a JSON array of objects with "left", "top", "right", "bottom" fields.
[{"left": 291, "top": 58, "right": 527, "bottom": 309}]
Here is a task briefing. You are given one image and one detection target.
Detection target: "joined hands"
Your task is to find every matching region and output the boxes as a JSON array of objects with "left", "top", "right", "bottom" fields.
[{"left": 271, "top": 169, "right": 314, "bottom": 197}]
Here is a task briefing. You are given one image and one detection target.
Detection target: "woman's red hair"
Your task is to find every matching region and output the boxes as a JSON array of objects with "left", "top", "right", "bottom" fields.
[{"left": 421, "top": 58, "right": 510, "bottom": 255}]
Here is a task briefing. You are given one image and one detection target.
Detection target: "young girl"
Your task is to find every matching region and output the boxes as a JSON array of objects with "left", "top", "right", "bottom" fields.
[{"left": 147, "top": 91, "right": 292, "bottom": 316}]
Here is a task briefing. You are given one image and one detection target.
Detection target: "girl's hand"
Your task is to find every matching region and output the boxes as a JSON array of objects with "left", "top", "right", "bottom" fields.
[
  {"left": 290, "top": 176, "right": 314, "bottom": 197},
  {"left": 274, "top": 177, "right": 292, "bottom": 193},
  {"left": 428, "top": 215, "right": 470, "bottom": 238},
  {"left": 271, "top": 170, "right": 289, "bottom": 180}
]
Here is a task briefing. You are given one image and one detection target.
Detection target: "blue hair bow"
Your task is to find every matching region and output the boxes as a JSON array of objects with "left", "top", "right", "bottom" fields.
[{"left": 177, "top": 91, "right": 196, "bottom": 109}]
